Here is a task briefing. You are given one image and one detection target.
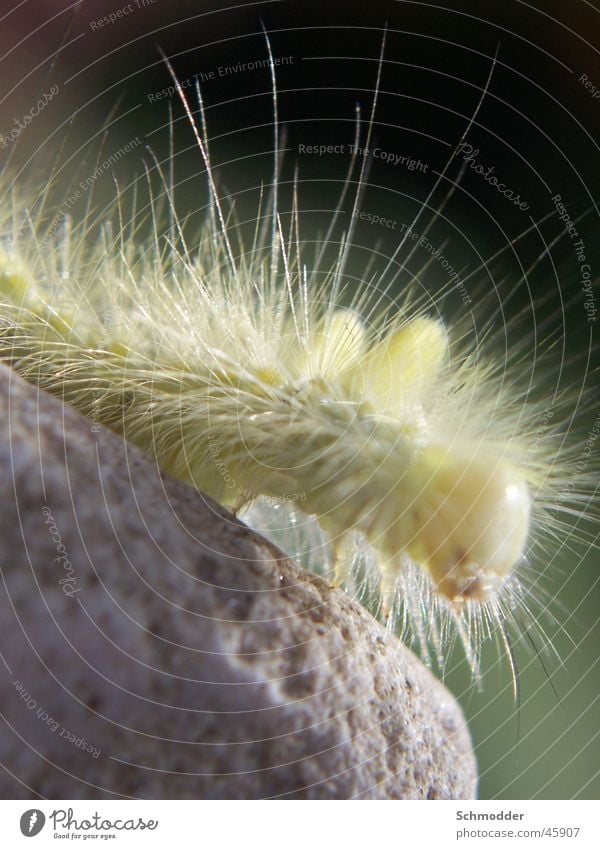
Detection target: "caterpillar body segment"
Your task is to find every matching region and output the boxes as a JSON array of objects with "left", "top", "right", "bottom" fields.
[{"left": 1, "top": 246, "right": 532, "bottom": 611}]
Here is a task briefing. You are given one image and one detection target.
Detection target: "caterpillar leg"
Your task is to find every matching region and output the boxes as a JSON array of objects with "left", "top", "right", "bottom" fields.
[
  {"left": 231, "top": 494, "right": 255, "bottom": 516},
  {"left": 330, "top": 533, "right": 356, "bottom": 588},
  {"left": 379, "top": 558, "right": 405, "bottom": 621}
]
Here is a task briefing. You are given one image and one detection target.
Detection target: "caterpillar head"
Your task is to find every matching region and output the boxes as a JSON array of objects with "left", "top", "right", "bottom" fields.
[{"left": 403, "top": 446, "right": 532, "bottom": 604}]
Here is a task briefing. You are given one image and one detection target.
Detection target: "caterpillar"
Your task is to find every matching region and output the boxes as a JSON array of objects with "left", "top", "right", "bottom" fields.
[{"left": 0, "top": 43, "right": 596, "bottom": 679}]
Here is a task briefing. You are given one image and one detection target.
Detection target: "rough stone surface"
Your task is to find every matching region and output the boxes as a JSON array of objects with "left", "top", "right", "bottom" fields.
[{"left": 0, "top": 364, "right": 477, "bottom": 799}]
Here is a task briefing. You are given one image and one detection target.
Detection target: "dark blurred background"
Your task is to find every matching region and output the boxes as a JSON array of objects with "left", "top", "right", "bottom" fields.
[{"left": 1, "top": 0, "right": 599, "bottom": 800}]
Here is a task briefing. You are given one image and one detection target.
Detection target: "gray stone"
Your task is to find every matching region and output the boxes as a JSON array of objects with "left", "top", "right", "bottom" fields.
[{"left": 0, "top": 364, "right": 477, "bottom": 799}]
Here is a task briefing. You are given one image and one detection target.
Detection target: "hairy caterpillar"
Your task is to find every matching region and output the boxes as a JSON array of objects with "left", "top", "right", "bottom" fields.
[{"left": 0, "top": 43, "right": 596, "bottom": 680}]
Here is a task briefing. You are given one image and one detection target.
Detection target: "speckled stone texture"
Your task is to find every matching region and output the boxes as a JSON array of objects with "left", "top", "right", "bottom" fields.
[{"left": 0, "top": 364, "right": 477, "bottom": 799}]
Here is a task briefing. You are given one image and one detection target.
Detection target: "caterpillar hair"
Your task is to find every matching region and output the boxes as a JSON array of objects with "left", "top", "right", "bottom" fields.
[{"left": 0, "top": 36, "right": 597, "bottom": 682}]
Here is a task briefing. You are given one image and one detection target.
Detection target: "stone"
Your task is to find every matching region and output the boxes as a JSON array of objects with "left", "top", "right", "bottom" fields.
[{"left": 0, "top": 364, "right": 477, "bottom": 799}]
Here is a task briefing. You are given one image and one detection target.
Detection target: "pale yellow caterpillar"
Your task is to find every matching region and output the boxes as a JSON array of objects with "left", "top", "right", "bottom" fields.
[{"left": 0, "top": 46, "right": 596, "bottom": 680}]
